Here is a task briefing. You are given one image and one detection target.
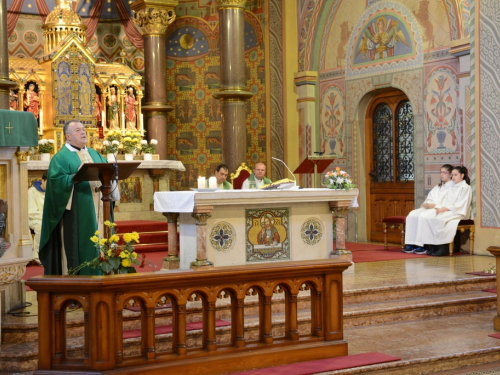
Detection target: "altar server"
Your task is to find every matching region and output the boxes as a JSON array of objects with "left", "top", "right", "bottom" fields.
[
  {"left": 404, "top": 166, "right": 472, "bottom": 257},
  {"left": 28, "top": 172, "right": 47, "bottom": 265}
]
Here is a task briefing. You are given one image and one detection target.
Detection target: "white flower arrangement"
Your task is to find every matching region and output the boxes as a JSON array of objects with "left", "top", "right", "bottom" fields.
[
  {"left": 323, "top": 167, "right": 355, "bottom": 191},
  {"left": 38, "top": 139, "right": 55, "bottom": 153},
  {"left": 103, "top": 139, "right": 119, "bottom": 154},
  {"left": 141, "top": 139, "right": 157, "bottom": 154}
]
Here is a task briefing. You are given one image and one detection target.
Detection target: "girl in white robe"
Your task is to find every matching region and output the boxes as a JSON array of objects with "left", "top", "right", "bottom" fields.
[
  {"left": 404, "top": 164, "right": 454, "bottom": 253},
  {"left": 405, "top": 166, "right": 472, "bottom": 256}
]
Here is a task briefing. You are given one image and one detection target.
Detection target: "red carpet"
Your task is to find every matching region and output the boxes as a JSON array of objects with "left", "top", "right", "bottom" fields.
[
  {"left": 488, "top": 333, "right": 500, "bottom": 339},
  {"left": 482, "top": 289, "right": 497, "bottom": 293},
  {"left": 228, "top": 352, "right": 400, "bottom": 375},
  {"left": 123, "top": 319, "right": 231, "bottom": 339}
]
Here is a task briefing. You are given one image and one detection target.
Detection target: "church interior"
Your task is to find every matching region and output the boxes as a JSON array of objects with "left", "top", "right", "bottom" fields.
[{"left": 2, "top": 0, "right": 500, "bottom": 374}]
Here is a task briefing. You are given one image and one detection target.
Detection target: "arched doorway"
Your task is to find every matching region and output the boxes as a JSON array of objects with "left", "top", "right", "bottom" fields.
[{"left": 365, "top": 89, "right": 415, "bottom": 243}]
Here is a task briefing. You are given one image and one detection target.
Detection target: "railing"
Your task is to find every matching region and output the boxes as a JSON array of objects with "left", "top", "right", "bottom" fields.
[{"left": 27, "top": 259, "right": 350, "bottom": 375}]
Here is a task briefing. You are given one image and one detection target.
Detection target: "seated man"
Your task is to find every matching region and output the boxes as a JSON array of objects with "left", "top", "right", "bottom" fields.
[
  {"left": 404, "top": 165, "right": 472, "bottom": 257},
  {"left": 28, "top": 172, "right": 47, "bottom": 265},
  {"left": 214, "top": 164, "right": 232, "bottom": 190},
  {"left": 241, "top": 162, "right": 272, "bottom": 190}
]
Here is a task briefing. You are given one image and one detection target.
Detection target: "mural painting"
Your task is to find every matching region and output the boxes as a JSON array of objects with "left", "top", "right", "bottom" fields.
[
  {"left": 354, "top": 14, "right": 412, "bottom": 65},
  {"left": 320, "top": 85, "right": 345, "bottom": 156},
  {"left": 424, "top": 68, "right": 459, "bottom": 153},
  {"left": 245, "top": 208, "right": 289, "bottom": 262},
  {"left": 119, "top": 177, "right": 142, "bottom": 204}
]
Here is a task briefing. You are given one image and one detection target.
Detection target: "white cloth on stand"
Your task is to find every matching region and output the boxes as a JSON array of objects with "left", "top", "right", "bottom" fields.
[
  {"left": 405, "top": 180, "right": 472, "bottom": 246},
  {"left": 154, "top": 191, "right": 196, "bottom": 212}
]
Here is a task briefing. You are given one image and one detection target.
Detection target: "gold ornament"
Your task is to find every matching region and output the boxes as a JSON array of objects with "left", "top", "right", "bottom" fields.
[
  {"left": 216, "top": 0, "right": 246, "bottom": 8},
  {"left": 133, "top": 7, "right": 176, "bottom": 36},
  {"left": 180, "top": 34, "right": 195, "bottom": 50}
]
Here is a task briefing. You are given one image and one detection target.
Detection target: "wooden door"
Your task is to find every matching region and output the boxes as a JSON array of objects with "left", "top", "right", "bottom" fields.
[{"left": 366, "top": 91, "right": 415, "bottom": 243}]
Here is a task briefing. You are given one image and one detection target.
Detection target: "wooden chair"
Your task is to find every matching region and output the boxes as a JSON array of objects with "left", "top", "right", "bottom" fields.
[
  {"left": 382, "top": 216, "right": 475, "bottom": 255},
  {"left": 231, "top": 162, "right": 252, "bottom": 189}
]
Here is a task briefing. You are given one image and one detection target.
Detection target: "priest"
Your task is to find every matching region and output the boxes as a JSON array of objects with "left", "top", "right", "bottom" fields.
[
  {"left": 39, "top": 120, "right": 120, "bottom": 275},
  {"left": 241, "top": 162, "right": 271, "bottom": 189},
  {"left": 214, "top": 164, "right": 232, "bottom": 190}
]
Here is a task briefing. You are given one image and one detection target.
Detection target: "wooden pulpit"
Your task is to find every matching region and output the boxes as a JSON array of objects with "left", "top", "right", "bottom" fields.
[
  {"left": 73, "top": 162, "right": 140, "bottom": 237},
  {"left": 294, "top": 155, "right": 336, "bottom": 188}
]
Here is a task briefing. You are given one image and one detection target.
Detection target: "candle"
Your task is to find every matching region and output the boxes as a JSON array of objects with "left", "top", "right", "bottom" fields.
[
  {"left": 39, "top": 109, "right": 43, "bottom": 135},
  {"left": 140, "top": 114, "right": 144, "bottom": 136},
  {"left": 102, "top": 110, "right": 105, "bottom": 128},
  {"left": 122, "top": 112, "right": 125, "bottom": 135},
  {"left": 208, "top": 176, "right": 217, "bottom": 189},
  {"left": 197, "top": 176, "right": 206, "bottom": 190}
]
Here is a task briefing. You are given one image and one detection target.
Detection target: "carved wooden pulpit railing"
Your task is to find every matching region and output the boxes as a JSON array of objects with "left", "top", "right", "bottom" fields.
[{"left": 26, "top": 259, "right": 350, "bottom": 374}]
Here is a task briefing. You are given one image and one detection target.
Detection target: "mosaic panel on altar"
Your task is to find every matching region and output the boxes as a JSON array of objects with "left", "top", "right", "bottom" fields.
[{"left": 245, "top": 208, "right": 290, "bottom": 262}]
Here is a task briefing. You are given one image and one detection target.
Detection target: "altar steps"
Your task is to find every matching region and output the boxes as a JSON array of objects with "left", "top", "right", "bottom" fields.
[
  {"left": 115, "top": 220, "right": 171, "bottom": 254},
  {"left": 1, "top": 274, "right": 498, "bottom": 373}
]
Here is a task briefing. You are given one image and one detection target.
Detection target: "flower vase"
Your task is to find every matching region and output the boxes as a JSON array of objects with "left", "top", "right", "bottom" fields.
[
  {"left": 40, "top": 153, "right": 50, "bottom": 162},
  {"left": 143, "top": 153, "right": 152, "bottom": 161},
  {"left": 436, "top": 130, "right": 447, "bottom": 149},
  {"left": 107, "top": 153, "right": 117, "bottom": 162},
  {"left": 124, "top": 153, "right": 134, "bottom": 161}
]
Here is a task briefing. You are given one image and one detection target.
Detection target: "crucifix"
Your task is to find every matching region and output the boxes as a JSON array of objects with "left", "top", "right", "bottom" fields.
[{"left": 5, "top": 122, "right": 13, "bottom": 134}]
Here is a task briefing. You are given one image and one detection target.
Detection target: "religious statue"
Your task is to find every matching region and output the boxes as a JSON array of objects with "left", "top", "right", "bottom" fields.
[
  {"left": 24, "top": 83, "right": 40, "bottom": 119},
  {"left": 125, "top": 87, "right": 138, "bottom": 130},
  {"left": 106, "top": 87, "right": 120, "bottom": 130},
  {"left": 95, "top": 95, "right": 102, "bottom": 126},
  {"left": 356, "top": 17, "right": 409, "bottom": 60},
  {"left": 9, "top": 90, "right": 18, "bottom": 111},
  {"left": 78, "top": 64, "right": 92, "bottom": 116}
]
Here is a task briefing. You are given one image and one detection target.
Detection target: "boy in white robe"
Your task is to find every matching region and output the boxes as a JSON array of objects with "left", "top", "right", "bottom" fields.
[
  {"left": 28, "top": 173, "right": 47, "bottom": 265},
  {"left": 405, "top": 166, "right": 472, "bottom": 256}
]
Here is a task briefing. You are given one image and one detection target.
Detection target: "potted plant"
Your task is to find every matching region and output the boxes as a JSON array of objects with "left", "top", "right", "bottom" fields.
[
  {"left": 69, "top": 220, "right": 147, "bottom": 275},
  {"left": 122, "top": 136, "right": 138, "bottom": 160},
  {"left": 141, "top": 139, "right": 157, "bottom": 160},
  {"left": 102, "top": 140, "right": 120, "bottom": 162},
  {"left": 37, "top": 139, "right": 55, "bottom": 161}
]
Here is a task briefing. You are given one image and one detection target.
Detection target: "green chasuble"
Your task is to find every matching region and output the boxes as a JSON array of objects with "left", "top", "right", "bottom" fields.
[
  {"left": 247, "top": 172, "right": 271, "bottom": 189},
  {"left": 39, "top": 146, "right": 108, "bottom": 275},
  {"left": 222, "top": 180, "right": 232, "bottom": 190}
]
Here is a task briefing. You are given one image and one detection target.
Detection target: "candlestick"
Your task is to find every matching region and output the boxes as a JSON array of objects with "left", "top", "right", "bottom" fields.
[
  {"left": 197, "top": 176, "right": 206, "bottom": 190},
  {"left": 208, "top": 176, "right": 217, "bottom": 189}
]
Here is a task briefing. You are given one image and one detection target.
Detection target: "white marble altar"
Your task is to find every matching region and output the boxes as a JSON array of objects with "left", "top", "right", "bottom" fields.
[{"left": 154, "top": 188, "right": 358, "bottom": 269}]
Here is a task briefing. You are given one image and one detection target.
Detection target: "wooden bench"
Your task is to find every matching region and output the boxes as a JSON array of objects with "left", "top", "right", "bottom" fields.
[{"left": 382, "top": 216, "right": 475, "bottom": 255}]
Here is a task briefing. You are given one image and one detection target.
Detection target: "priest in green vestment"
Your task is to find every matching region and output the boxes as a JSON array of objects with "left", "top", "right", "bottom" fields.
[
  {"left": 214, "top": 164, "right": 232, "bottom": 190},
  {"left": 39, "top": 120, "right": 120, "bottom": 275},
  {"left": 241, "top": 162, "right": 271, "bottom": 189}
]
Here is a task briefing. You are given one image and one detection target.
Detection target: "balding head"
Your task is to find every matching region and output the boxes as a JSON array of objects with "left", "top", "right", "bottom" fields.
[{"left": 254, "top": 162, "right": 266, "bottom": 180}]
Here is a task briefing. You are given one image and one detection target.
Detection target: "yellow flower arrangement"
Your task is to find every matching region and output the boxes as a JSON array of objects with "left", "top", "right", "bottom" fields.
[{"left": 69, "top": 221, "right": 146, "bottom": 275}]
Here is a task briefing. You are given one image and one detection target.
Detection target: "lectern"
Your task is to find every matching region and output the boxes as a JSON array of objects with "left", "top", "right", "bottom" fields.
[
  {"left": 73, "top": 162, "right": 140, "bottom": 237},
  {"left": 294, "top": 155, "right": 336, "bottom": 188}
]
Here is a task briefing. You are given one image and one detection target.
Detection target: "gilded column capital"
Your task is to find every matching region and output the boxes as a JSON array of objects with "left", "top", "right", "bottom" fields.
[
  {"left": 131, "top": 0, "right": 178, "bottom": 36},
  {"left": 331, "top": 206, "right": 350, "bottom": 218},
  {"left": 216, "top": 0, "right": 246, "bottom": 8},
  {"left": 16, "top": 151, "right": 30, "bottom": 162}
]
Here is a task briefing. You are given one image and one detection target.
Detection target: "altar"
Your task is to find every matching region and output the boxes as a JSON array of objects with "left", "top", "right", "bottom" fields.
[{"left": 154, "top": 188, "right": 358, "bottom": 269}]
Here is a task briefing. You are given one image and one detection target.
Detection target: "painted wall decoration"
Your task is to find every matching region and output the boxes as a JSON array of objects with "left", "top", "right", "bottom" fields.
[
  {"left": 301, "top": 218, "right": 323, "bottom": 246},
  {"left": 245, "top": 208, "right": 289, "bottom": 262},
  {"left": 209, "top": 222, "right": 235, "bottom": 252},
  {"left": 320, "top": 85, "right": 345, "bottom": 156},
  {"left": 167, "top": 12, "right": 266, "bottom": 190},
  {"left": 78, "top": 63, "right": 93, "bottom": 116},
  {"left": 392, "top": 69, "right": 423, "bottom": 114},
  {"left": 353, "top": 14, "right": 413, "bottom": 65},
  {"left": 424, "top": 68, "right": 459, "bottom": 153},
  {"left": 119, "top": 177, "right": 143, "bottom": 203},
  {"left": 345, "top": 1, "right": 423, "bottom": 79}
]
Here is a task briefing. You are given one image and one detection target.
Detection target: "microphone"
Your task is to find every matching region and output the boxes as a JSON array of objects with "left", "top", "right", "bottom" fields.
[
  {"left": 112, "top": 152, "right": 119, "bottom": 181},
  {"left": 272, "top": 157, "right": 297, "bottom": 185}
]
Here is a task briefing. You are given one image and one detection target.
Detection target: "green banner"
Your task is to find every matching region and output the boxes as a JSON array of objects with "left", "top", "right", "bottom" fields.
[{"left": 0, "top": 109, "right": 39, "bottom": 147}]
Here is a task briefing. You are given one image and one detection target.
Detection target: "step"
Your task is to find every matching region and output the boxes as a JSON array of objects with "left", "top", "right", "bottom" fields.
[
  {"left": 119, "top": 231, "right": 168, "bottom": 245},
  {"left": 115, "top": 220, "right": 168, "bottom": 233},
  {"left": 133, "top": 243, "right": 169, "bottom": 253}
]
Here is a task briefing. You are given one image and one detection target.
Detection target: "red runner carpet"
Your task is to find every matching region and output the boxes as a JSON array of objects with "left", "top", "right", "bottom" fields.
[
  {"left": 114, "top": 220, "right": 168, "bottom": 233},
  {"left": 228, "top": 352, "right": 400, "bottom": 375},
  {"left": 488, "top": 333, "right": 500, "bottom": 339}
]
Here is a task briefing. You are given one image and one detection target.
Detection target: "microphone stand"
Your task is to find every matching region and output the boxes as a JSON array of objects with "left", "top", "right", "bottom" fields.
[{"left": 271, "top": 157, "right": 297, "bottom": 187}]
